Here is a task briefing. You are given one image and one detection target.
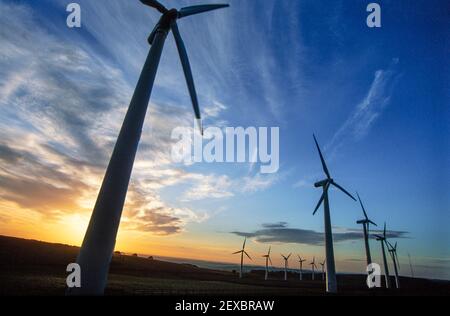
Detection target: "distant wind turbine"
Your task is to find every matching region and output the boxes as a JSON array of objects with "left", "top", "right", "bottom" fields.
[
  {"left": 374, "top": 223, "right": 391, "bottom": 289},
  {"left": 233, "top": 237, "right": 251, "bottom": 279},
  {"left": 408, "top": 253, "right": 415, "bottom": 278},
  {"left": 69, "top": 0, "right": 229, "bottom": 295},
  {"left": 387, "top": 241, "right": 401, "bottom": 289},
  {"left": 262, "top": 246, "right": 273, "bottom": 281},
  {"left": 297, "top": 255, "right": 306, "bottom": 281},
  {"left": 320, "top": 260, "right": 326, "bottom": 281},
  {"left": 312, "top": 135, "right": 357, "bottom": 293},
  {"left": 356, "top": 192, "right": 377, "bottom": 267},
  {"left": 310, "top": 257, "right": 318, "bottom": 281},
  {"left": 281, "top": 253, "right": 291, "bottom": 281}
]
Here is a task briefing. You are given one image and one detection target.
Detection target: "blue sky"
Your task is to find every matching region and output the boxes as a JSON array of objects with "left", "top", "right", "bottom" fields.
[{"left": 0, "top": 0, "right": 448, "bottom": 279}]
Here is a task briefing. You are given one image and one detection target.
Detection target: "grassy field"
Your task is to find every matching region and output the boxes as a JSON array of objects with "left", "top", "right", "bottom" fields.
[{"left": 1, "top": 235, "right": 449, "bottom": 296}]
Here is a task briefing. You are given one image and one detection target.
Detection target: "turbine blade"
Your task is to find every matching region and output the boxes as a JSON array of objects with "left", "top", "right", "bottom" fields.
[
  {"left": 268, "top": 246, "right": 271, "bottom": 256},
  {"left": 313, "top": 191, "right": 325, "bottom": 215},
  {"left": 243, "top": 237, "right": 247, "bottom": 250},
  {"left": 313, "top": 135, "right": 331, "bottom": 179},
  {"left": 178, "top": 4, "right": 229, "bottom": 18},
  {"left": 269, "top": 257, "right": 273, "bottom": 266},
  {"left": 287, "top": 253, "right": 292, "bottom": 260},
  {"left": 232, "top": 250, "right": 242, "bottom": 255},
  {"left": 244, "top": 251, "right": 252, "bottom": 260},
  {"left": 140, "top": 0, "right": 168, "bottom": 14},
  {"left": 369, "top": 220, "right": 378, "bottom": 227},
  {"left": 331, "top": 181, "right": 356, "bottom": 201},
  {"left": 383, "top": 222, "right": 387, "bottom": 238},
  {"left": 357, "top": 192, "right": 369, "bottom": 220},
  {"left": 171, "top": 22, "right": 203, "bottom": 135}
]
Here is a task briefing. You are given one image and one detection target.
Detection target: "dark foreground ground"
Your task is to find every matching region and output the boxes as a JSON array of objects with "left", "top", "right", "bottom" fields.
[{"left": 0, "top": 235, "right": 448, "bottom": 296}]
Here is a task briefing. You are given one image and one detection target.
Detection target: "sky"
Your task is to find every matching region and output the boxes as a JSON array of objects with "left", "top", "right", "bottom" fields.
[{"left": 0, "top": 0, "right": 448, "bottom": 280}]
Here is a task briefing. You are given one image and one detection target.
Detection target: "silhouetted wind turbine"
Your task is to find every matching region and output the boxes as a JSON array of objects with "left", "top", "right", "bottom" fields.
[
  {"left": 387, "top": 241, "right": 401, "bottom": 289},
  {"left": 262, "top": 246, "right": 273, "bottom": 281},
  {"left": 356, "top": 192, "right": 377, "bottom": 266},
  {"left": 312, "top": 135, "right": 356, "bottom": 293},
  {"left": 297, "top": 255, "right": 306, "bottom": 281},
  {"left": 374, "top": 223, "right": 391, "bottom": 289},
  {"left": 281, "top": 253, "right": 291, "bottom": 281},
  {"left": 233, "top": 237, "right": 251, "bottom": 279},
  {"left": 320, "top": 260, "right": 326, "bottom": 281},
  {"left": 408, "top": 253, "right": 415, "bottom": 278},
  {"left": 310, "top": 256, "right": 317, "bottom": 280},
  {"left": 69, "top": 0, "right": 229, "bottom": 295}
]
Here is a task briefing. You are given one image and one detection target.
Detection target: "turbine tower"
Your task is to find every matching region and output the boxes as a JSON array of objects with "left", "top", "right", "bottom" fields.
[
  {"left": 233, "top": 237, "right": 251, "bottom": 279},
  {"left": 408, "top": 253, "right": 415, "bottom": 278},
  {"left": 310, "top": 256, "right": 317, "bottom": 281},
  {"left": 356, "top": 192, "right": 377, "bottom": 267},
  {"left": 297, "top": 255, "right": 306, "bottom": 281},
  {"left": 387, "top": 241, "right": 401, "bottom": 289},
  {"left": 312, "top": 135, "right": 356, "bottom": 293},
  {"left": 374, "top": 223, "right": 391, "bottom": 289},
  {"left": 262, "top": 246, "right": 273, "bottom": 281},
  {"left": 69, "top": 0, "right": 229, "bottom": 295},
  {"left": 320, "top": 260, "right": 326, "bottom": 281},
  {"left": 281, "top": 253, "right": 291, "bottom": 281}
]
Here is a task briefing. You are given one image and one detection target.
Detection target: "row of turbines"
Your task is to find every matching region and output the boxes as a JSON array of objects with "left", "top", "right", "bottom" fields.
[
  {"left": 232, "top": 136, "right": 403, "bottom": 293},
  {"left": 234, "top": 239, "right": 326, "bottom": 281}
]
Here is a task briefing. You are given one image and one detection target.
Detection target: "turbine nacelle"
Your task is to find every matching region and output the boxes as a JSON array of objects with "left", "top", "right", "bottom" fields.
[{"left": 314, "top": 179, "right": 332, "bottom": 188}]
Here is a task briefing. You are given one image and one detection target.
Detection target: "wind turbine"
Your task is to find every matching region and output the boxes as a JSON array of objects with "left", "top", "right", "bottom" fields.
[
  {"left": 387, "top": 241, "right": 400, "bottom": 289},
  {"left": 297, "top": 255, "right": 306, "bottom": 281},
  {"left": 374, "top": 223, "right": 391, "bottom": 289},
  {"left": 68, "top": 0, "right": 229, "bottom": 295},
  {"left": 233, "top": 237, "right": 251, "bottom": 279},
  {"left": 312, "top": 135, "right": 356, "bottom": 293},
  {"left": 320, "top": 260, "right": 326, "bottom": 281},
  {"left": 408, "top": 253, "right": 415, "bottom": 278},
  {"left": 281, "top": 253, "right": 291, "bottom": 281},
  {"left": 356, "top": 192, "right": 377, "bottom": 267},
  {"left": 310, "top": 257, "right": 318, "bottom": 281},
  {"left": 262, "top": 246, "right": 273, "bottom": 281}
]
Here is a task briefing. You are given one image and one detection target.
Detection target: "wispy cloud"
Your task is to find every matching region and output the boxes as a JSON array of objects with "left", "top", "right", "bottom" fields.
[{"left": 327, "top": 59, "right": 400, "bottom": 155}]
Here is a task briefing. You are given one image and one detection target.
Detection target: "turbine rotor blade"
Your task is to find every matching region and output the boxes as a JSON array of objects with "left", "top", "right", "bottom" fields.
[
  {"left": 242, "top": 237, "right": 247, "bottom": 250},
  {"left": 357, "top": 192, "right": 369, "bottom": 220},
  {"left": 171, "top": 22, "right": 203, "bottom": 135},
  {"left": 313, "top": 192, "right": 325, "bottom": 215},
  {"left": 331, "top": 181, "right": 356, "bottom": 201},
  {"left": 244, "top": 251, "right": 252, "bottom": 260},
  {"left": 369, "top": 220, "right": 378, "bottom": 227},
  {"left": 313, "top": 135, "right": 331, "bottom": 179},
  {"left": 269, "top": 257, "right": 273, "bottom": 266},
  {"left": 178, "top": 4, "right": 229, "bottom": 18},
  {"left": 383, "top": 222, "right": 387, "bottom": 238},
  {"left": 140, "top": 0, "right": 168, "bottom": 14},
  {"left": 232, "top": 250, "right": 242, "bottom": 255}
]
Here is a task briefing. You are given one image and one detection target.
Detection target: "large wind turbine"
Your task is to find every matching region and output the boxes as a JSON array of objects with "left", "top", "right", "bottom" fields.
[
  {"left": 320, "top": 260, "right": 326, "bottom": 281},
  {"left": 387, "top": 241, "right": 401, "bottom": 289},
  {"left": 281, "top": 253, "right": 291, "bottom": 281},
  {"left": 312, "top": 135, "right": 356, "bottom": 293},
  {"left": 69, "top": 0, "right": 229, "bottom": 295},
  {"left": 262, "top": 246, "right": 273, "bottom": 281},
  {"left": 297, "top": 255, "right": 306, "bottom": 281},
  {"left": 374, "top": 223, "right": 391, "bottom": 289},
  {"left": 356, "top": 192, "right": 377, "bottom": 266},
  {"left": 233, "top": 237, "right": 251, "bottom": 279},
  {"left": 310, "top": 256, "right": 317, "bottom": 281}
]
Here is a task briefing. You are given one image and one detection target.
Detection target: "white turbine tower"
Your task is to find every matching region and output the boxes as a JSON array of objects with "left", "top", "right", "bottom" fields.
[
  {"left": 387, "top": 241, "right": 401, "bottom": 289},
  {"left": 310, "top": 257, "right": 318, "bottom": 281},
  {"left": 320, "top": 260, "right": 326, "bottom": 281},
  {"left": 374, "top": 223, "right": 391, "bottom": 289},
  {"left": 297, "top": 255, "right": 306, "bottom": 281},
  {"left": 312, "top": 135, "right": 356, "bottom": 293},
  {"left": 262, "top": 246, "right": 273, "bottom": 281},
  {"left": 233, "top": 237, "right": 251, "bottom": 279},
  {"left": 281, "top": 253, "right": 292, "bottom": 281},
  {"left": 356, "top": 192, "right": 377, "bottom": 267},
  {"left": 69, "top": 0, "right": 229, "bottom": 295}
]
